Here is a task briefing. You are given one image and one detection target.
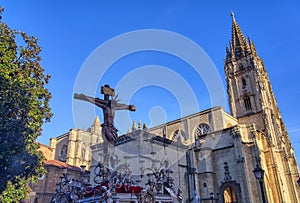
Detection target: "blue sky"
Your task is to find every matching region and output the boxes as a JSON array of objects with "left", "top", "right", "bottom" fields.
[{"left": 2, "top": 1, "right": 300, "bottom": 162}]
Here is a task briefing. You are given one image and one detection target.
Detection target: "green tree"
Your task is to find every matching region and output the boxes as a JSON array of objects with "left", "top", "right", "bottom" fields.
[{"left": 0, "top": 7, "right": 52, "bottom": 202}]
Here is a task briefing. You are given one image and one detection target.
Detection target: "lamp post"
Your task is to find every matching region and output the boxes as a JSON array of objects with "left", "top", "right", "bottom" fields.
[
  {"left": 209, "top": 192, "right": 214, "bottom": 203},
  {"left": 253, "top": 165, "right": 266, "bottom": 203}
]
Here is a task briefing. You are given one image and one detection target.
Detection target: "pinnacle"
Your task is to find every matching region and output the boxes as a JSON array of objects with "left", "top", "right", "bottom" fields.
[
  {"left": 132, "top": 121, "right": 137, "bottom": 131},
  {"left": 231, "top": 10, "right": 235, "bottom": 22},
  {"left": 92, "top": 116, "right": 101, "bottom": 127}
]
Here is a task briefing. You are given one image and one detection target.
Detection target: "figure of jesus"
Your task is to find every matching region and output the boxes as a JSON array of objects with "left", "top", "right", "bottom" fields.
[{"left": 74, "top": 85, "right": 136, "bottom": 144}]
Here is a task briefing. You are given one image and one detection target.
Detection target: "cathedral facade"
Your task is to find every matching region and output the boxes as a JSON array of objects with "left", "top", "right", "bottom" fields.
[
  {"left": 47, "top": 14, "right": 300, "bottom": 203},
  {"left": 49, "top": 116, "right": 103, "bottom": 170}
]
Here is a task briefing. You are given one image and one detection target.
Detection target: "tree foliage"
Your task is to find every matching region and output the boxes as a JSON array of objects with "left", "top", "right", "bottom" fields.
[{"left": 0, "top": 7, "right": 52, "bottom": 202}]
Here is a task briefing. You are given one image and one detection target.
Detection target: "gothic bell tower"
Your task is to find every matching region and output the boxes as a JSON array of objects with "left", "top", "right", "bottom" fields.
[
  {"left": 224, "top": 12, "right": 289, "bottom": 141},
  {"left": 224, "top": 12, "right": 263, "bottom": 119},
  {"left": 225, "top": 12, "right": 300, "bottom": 202}
]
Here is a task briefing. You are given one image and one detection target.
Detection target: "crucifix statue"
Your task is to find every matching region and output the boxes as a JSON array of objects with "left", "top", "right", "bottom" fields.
[{"left": 74, "top": 84, "right": 136, "bottom": 144}]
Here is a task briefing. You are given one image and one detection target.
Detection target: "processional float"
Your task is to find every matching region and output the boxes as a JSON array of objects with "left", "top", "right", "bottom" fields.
[{"left": 51, "top": 85, "right": 183, "bottom": 203}]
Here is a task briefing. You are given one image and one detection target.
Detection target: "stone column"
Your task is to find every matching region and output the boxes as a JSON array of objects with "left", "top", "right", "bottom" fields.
[
  {"left": 232, "top": 125, "right": 250, "bottom": 203},
  {"left": 49, "top": 138, "right": 57, "bottom": 160},
  {"left": 67, "top": 129, "right": 77, "bottom": 165}
]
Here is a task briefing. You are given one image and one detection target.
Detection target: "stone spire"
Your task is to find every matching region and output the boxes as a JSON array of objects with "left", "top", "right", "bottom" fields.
[
  {"left": 92, "top": 116, "right": 101, "bottom": 127},
  {"left": 89, "top": 116, "right": 101, "bottom": 135},
  {"left": 229, "top": 12, "right": 250, "bottom": 60}
]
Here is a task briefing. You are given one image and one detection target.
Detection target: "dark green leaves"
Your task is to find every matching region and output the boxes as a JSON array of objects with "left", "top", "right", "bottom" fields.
[{"left": 0, "top": 6, "right": 52, "bottom": 202}]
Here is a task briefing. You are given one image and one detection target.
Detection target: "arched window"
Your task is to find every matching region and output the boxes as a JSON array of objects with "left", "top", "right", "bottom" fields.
[
  {"left": 219, "top": 181, "right": 241, "bottom": 203},
  {"left": 243, "top": 95, "right": 252, "bottom": 111},
  {"left": 59, "top": 144, "right": 67, "bottom": 162},
  {"left": 172, "top": 129, "right": 188, "bottom": 141},
  {"left": 203, "top": 182, "right": 207, "bottom": 188},
  {"left": 224, "top": 186, "right": 237, "bottom": 203},
  {"left": 242, "top": 77, "right": 246, "bottom": 87},
  {"left": 173, "top": 130, "right": 179, "bottom": 141},
  {"left": 195, "top": 123, "right": 210, "bottom": 137}
]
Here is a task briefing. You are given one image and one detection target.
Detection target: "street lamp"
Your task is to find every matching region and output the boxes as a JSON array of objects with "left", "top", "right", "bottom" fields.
[
  {"left": 209, "top": 192, "right": 214, "bottom": 203},
  {"left": 253, "top": 165, "right": 266, "bottom": 203}
]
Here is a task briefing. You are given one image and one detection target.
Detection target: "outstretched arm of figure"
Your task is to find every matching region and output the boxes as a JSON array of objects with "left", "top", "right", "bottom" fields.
[
  {"left": 114, "top": 103, "right": 136, "bottom": 111},
  {"left": 74, "top": 93, "right": 107, "bottom": 108}
]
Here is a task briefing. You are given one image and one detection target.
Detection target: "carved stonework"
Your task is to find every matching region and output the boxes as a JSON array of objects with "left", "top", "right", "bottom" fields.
[
  {"left": 231, "top": 126, "right": 241, "bottom": 139},
  {"left": 224, "top": 162, "right": 232, "bottom": 182}
]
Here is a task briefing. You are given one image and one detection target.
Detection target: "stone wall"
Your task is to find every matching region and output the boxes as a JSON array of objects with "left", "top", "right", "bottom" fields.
[{"left": 30, "top": 160, "right": 83, "bottom": 203}]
